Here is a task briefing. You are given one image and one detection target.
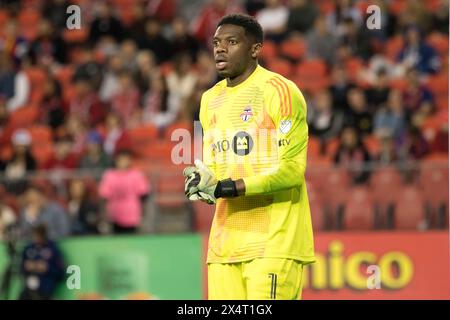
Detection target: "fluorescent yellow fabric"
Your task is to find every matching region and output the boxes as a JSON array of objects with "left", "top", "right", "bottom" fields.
[
  {"left": 200, "top": 65, "right": 315, "bottom": 265},
  {"left": 208, "top": 258, "right": 304, "bottom": 300}
]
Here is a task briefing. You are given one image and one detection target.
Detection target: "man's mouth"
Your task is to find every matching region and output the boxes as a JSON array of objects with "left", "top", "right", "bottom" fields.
[{"left": 215, "top": 57, "right": 228, "bottom": 70}]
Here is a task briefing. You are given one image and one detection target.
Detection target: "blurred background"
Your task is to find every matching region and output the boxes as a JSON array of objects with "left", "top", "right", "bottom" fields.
[{"left": 0, "top": 0, "right": 448, "bottom": 300}]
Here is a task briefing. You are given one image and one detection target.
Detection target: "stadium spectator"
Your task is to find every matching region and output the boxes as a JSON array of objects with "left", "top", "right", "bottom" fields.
[
  {"left": 245, "top": 0, "right": 265, "bottom": 16},
  {"left": 72, "top": 46, "right": 103, "bottom": 90},
  {"left": 326, "top": 0, "right": 363, "bottom": 38},
  {"left": 397, "top": 0, "right": 432, "bottom": 33},
  {"left": 99, "top": 149, "right": 150, "bottom": 234},
  {"left": 67, "top": 179, "right": 100, "bottom": 235},
  {"left": 167, "top": 53, "right": 198, "bottom": 106},
  {"left": 396, "top": 25, "right": 440, "bottom": 75},
  {"left": 42, "top": 135, "right": 78, "bottom": 171},
  {"left": 402, "top": 124, "right": 429, "bottom": 160},
  {"left": 286, "top": 0, "right": 318, "bottom": 35},
  {"left": 42, "top": 0, "right": 71, "bottom": 31},
  {"left": 0, "top": 52, "right": 30, "bottom": 113},
  {"left": 134, "top": 50, "right": 159, "bottom": 95},
  {"left": 329, "top": 64, "right": 354, "bottom": 111},
  {"left": 28, "top": 19, "right": 67, "bottom": 66},
  {"left": 102, "top": 112, "right": 132, "bottom": 157},
  {"left": 338, "top": 17, "right": 373, "bottom": 61},
  {"left": 64, "top": 116, "right": 89, "bottom": 156},
  {"left": 334, "top": 126, "right": 371, "bottom": 184},
  {"left": 40, "top": 72, "right": 65, "bottom": 129},
  {"left": 19, "top": 185, "right": 71, "bottom": 240},
  {"left": 256, "top": 0, "right": 289, "bottom": 42},
  {"left": 170, "top": 18, "right": 200, "bottom": 61},
  {"left": 192, "top": 0, "right": 243, "bottom": 48},
  {"left": 119, "top": 39, "right": 139, "bottom": 73},
  {"left": 375, "top": 134, "right": 399, "bottom": 165},
  {"left": 19, "top": 224, "right": 65, "bottom": 300},
  {"left": 79, "top": 130, "right": 112, "bottom": 170},
  {"left": 110, "top": 71, "right": 141, "bottom": 128},
  {"left": 0, "top": 20, "right": 30, "bottom": 68},
  {"left": 373, "top": 89, "right": 407, "bottom": 142},
  {"left": 365, "top": 68, "right": 391, "bottom": 111},
  {"left": 306, "top": 14, "right": 337, "bottom": 65},
  {"left": 136, "top": 17, "right": 171, "bottom": 63},
  {"left": 0, "top": 129, "right": 36, "bottom": 195},
  {"left": 432, "top": 0, "right": 449, "bottom": 34},
  {"left": 345, "top": 87, "right": 373, "bottom": 135},
  {"left": 89, "top": 2, "right": 124, "bottom": 44},
  {"left": 69, "top": 77, "right": 106, "bottom": 126},
  {"left": 141, "top": 74, "right": 177, "bottom": 128},
  {"left": 308, "top": 89, "right": 344, "bottom": 143},
  {"left": 99, "top": 55, "right": 124, "bottom": 103},
  {"left": 402, "top": 68, "right": 434, "bottom": 116}
]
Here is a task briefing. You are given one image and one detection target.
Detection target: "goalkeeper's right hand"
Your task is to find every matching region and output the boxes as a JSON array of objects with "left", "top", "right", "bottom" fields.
[{"left": 183, "top": 161, "right": 217, "bottom": 205}]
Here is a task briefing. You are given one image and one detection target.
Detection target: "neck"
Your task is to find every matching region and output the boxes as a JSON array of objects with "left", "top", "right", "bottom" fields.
[{"left": 227, "top": 62, "right": 258, "bottom": 87}]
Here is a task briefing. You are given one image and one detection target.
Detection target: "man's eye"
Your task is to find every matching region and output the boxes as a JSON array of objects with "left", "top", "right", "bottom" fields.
[
  {"left": 213, "top": 41, "right": 219, "bottom": 47},
  {"left": 229, "top": 40, "right": 237, "bottom": 45}
]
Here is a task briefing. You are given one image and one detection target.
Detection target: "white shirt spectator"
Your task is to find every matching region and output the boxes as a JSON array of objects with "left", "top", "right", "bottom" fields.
[{"left": 256, "top": 5, "right": 289, "bottom": 33}]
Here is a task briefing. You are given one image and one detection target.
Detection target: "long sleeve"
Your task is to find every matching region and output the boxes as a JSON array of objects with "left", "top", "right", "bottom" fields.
[
  {"left": 243, "top": 78, "right": 308, "bottom": 195},
  {"left": 7, "top": 71, "right": 30, "bottom": 112}
]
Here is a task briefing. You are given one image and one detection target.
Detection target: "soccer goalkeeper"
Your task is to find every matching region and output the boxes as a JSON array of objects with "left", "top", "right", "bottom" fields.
[{"left": 184, "top": 14, "right": 315, "bottom": 300}]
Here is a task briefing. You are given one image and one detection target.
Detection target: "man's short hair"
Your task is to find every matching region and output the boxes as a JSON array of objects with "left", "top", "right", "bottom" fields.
[{"left": 217, "top": 14, "right": 264, "bottom": 44}]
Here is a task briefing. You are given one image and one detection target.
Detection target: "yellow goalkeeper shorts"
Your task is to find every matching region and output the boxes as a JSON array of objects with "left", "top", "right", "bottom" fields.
[{"left": 208, "top": 258, "right": 304, "bottom": 300}]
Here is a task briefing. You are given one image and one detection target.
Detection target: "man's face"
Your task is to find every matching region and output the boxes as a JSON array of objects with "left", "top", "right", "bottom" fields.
[{"left": 213, "top": 24, "right": 256, "bottom": 79}]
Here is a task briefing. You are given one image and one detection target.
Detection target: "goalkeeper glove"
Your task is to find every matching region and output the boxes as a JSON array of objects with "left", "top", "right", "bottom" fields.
[
  {"left": 183, "top": 159, "right": 239, "bottom": 205},
  {"left": 183, "top": 164, "right": 215, "bottom": 204}
]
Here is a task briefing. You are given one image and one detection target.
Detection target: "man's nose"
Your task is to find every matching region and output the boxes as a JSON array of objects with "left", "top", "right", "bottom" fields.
[{"left": 215, "top": 43, "right": 227, "bottom": 53}]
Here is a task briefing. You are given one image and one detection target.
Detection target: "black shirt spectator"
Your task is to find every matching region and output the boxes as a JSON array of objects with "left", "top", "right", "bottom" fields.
[
  {"left": 136, "top": 18, "right": 171, "bottom": 64},
  {"left": 89, "top": 3, "right": 124, "bottom": 44},
  {"left": 287, "top": 0, "right": 318, "bottom": 34}
]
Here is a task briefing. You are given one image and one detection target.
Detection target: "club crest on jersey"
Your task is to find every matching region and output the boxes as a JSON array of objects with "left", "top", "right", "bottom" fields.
[
  {"left": 240, "top": 107, "right": 253, "bottom": 122},
  {"left": 280, "top": 120, "right": 292, "bottom": 134}
]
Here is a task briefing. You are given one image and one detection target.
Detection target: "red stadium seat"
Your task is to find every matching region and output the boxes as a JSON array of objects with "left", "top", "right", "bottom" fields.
[
  {"left": 294, "top": 59, "right": 329, "bottom": 94},
  {"left": 164, "top": 121, "right": 193, "bottom": 140},
  {"left": 28, "top": 125, "right": 52, "bottom": 143},
  {"left": 8, "top": 105, "right": 40, "bottom": 129},
  {"left": 384, "top": 35, "right": 404, "bottom": 61},
  {"left": 426, "top": 74, "right": 449, "bottom": 100},
  {"left": 371, "top": 166, "right": 403, "bottom": 205},
  {"left": 394, "top": 185, "right": 426, "bottom": 230},
  {"left": 260, "top": 40, "right": 278, "bottom": 63},
  {"left": 17, "top": 8, "right": 41, "bottom": 41},
  {"left": 267, "top": 58, "right": 292, "bottom": 78},
  {"left": 427, "top": 32, "right": 449, "bottom": 57},
  {"left": 62, "top": 28, "right": 89, "bottom": 43},
  {"left": 127, "top": 124, "right": 159, "bottom": 158},
  {"left": 343, "top": 186, "right": 374, "bottom": 230},
  {"left": 419, "top": 163, "right": 449, "bottom": 212},
  {"left": 280, "top": 37, "right": 306, "bottom": 61},
  {"left": 307, "top": 136, "right": 321, "bottom": 160},
  {"left": 321, "top": 169, "right": 351, "bottom": 229},
  {"left": 154, "top": 174, "right": 186, "bottom": 208},
  {"left": 25, "top": 67, "right": 48, "bottom": 104}
]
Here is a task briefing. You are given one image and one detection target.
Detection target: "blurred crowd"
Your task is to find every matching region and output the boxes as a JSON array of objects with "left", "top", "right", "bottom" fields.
[{"left": 0, "top": 0, "right": 448, "bottom": 241}]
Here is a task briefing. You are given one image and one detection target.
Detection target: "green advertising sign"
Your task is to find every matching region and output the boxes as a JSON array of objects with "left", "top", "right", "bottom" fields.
[{"left": 0, "top": 234, "right": 203, "bottom": 300}]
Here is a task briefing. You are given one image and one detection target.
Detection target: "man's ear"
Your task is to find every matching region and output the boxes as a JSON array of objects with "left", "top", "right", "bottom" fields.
[{"left": 251, "top": 43, "right": 262, "bottom": 59}]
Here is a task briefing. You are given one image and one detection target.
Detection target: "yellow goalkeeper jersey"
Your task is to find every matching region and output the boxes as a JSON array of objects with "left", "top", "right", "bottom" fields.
[{"left": 200, "top": 65, "right": 315, "bottom": 265}]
